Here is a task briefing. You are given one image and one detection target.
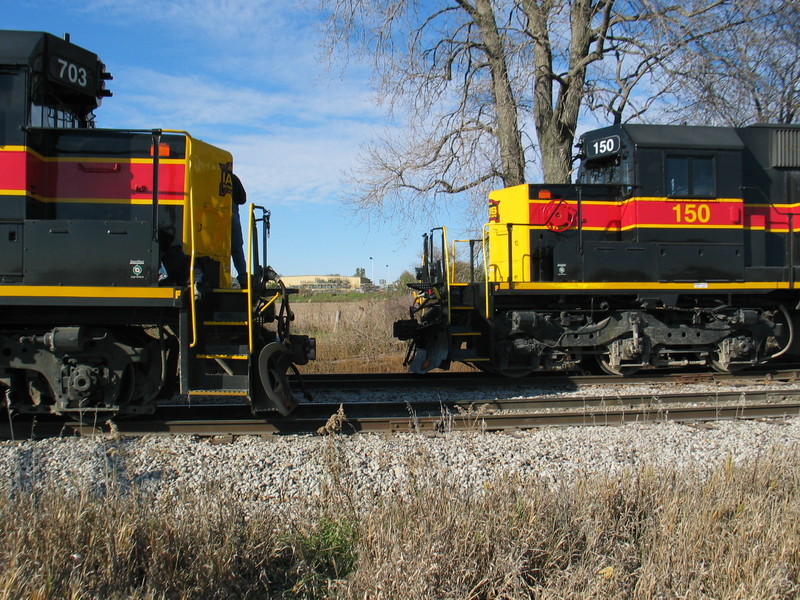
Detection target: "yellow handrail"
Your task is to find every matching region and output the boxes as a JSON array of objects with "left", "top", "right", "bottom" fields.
[
  {"left": 449, "top": 239, "right": 468, "bottom": 284},
  {"left": 174, "top": 131, "right": 199, "bottom": 349},
  {"left": 259, "top": 292, "right": 281, "bottom": 314},
  {"left": 246, "top": 204, "right": 255, "bottom": 354},
  {"left": 482, "top": 224, "right": 491, "bottom": 318},
  {"left": 440, "top": 226, "right": 452, "bottom": 324}
]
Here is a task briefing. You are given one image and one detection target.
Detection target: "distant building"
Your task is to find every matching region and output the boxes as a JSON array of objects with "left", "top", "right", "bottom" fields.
[{"left": 280, "top": 275, "right": 374, "bottom": 293}]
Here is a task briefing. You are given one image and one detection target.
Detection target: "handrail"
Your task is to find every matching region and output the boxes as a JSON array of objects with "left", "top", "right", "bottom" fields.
[
  {"left": 150, "top": 129, "right": 161, "bottom": 244},
  {"left": 182, "top": 133, "right": 200, "bottom": 349},
  {"left": 154, "top": 129, "right": 202, "bottom": 348},
  {"left": 450, "top": 239, "right": 478, "bottom": 284},
  {"left": 246, "top": 204, "right": 255, "bottom": 354},
  {"left": 259, "top": 292, "right": 281, "bottom": 314},
  {"left": 438, "top": 226, "right": 452, "bottom": 324},
  {"left": 485, "top": 221, "right": 541, "bottom": 284},
  {"left": 482, "top": 224, "right": 491, "bottom": 317}
]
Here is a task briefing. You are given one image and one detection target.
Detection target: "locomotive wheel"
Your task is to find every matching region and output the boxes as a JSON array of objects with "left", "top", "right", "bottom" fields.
[
  {"left": 256, "top": 342, "right": 298, "bottom": 416},
  {"left": 596, "top": 347, "right": 641, "bottom": 377},
  {"left": 496, "top": 367, "right": 533, "bottom": 378},
  {"left": 709, "top": 354, "right": 748, "bottom": 374},
  {"left": 710, "top": 336, "right": 756, "bottom": 373},
  {"left": 710, "top": 359, "right": 744, "bottom": 373}
]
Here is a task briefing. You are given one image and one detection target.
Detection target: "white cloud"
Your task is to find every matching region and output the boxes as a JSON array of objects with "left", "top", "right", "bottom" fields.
[
  {"left": 223, "top": 128, "right": 368, "bottom": 206},
  {"left": 98, "top": 61, "right": 383, "bottom": 209}
]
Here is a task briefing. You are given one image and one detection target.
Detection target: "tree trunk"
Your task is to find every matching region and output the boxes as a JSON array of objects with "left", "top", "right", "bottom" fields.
[
  {"left": 470, "top": 0, "right": 527, "bottom": 187},
  {"left": 523, "top": 0, "right": 606, "bottom": 183}
]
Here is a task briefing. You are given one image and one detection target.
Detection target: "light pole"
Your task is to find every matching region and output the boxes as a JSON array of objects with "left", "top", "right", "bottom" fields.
[
  {"left": 385, "top": 264, "right": 389, "bottom": 290},
  {"left": 369, "top": 256, "right": 374, "bottom": 290}
]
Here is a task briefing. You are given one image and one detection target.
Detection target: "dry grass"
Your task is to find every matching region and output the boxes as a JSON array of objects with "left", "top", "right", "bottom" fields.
[
  {"left": 290, "top": 295, "right": 475, "bottom": 374},
  {"left": 2, "top": 445, "right": 799, "bottom": 599},
  {"left": 340, "top": 451, "right": 800, "bottom": 599},
  {"left": 290, "top": 297, "right": 411, "bottom": 373}
]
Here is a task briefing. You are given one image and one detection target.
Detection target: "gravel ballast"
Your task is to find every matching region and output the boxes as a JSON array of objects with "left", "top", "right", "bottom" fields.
[{"left": 2, "top": 418, "right": 799, "bottom": 514}]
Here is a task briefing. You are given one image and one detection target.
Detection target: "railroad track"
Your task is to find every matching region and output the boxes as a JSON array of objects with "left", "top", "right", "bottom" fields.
[
  {"left": 295, "top": 367, "right": 800, "bottom": 390},
  {"left": 4, "top": 385, "right": 799, "bottom": 440}
]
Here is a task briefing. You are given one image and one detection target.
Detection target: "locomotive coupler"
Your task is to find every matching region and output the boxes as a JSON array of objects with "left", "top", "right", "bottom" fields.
[{"left": 20, "top": 326, "right": 87, "bottom": 352}]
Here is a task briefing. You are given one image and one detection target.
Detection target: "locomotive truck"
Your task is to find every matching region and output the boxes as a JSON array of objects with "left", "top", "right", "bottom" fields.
[
  {"left": 395, "top": 122, "right": 800, "bottom": 376},
  {"left": 0, "top": 31, "right": 314, "bottom": 419}
]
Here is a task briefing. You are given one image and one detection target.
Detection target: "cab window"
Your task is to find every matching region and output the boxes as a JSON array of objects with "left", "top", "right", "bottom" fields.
[
  {"left": 30, "top": 103, "right": 83, "bottom": 128},
  {"left": 666, "top": 156, "right": 715, "bottom": 197},
  {"left": 578, "top": 157, "right": 621, "bottom": 184},
  {"left": 0, "top": 71, "right": 27, "bottom": 143}
]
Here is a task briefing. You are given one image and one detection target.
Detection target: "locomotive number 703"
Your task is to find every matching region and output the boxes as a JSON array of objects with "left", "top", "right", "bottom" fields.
[{"left": 56, "top": 58, "right": 88, "bottom": 87}]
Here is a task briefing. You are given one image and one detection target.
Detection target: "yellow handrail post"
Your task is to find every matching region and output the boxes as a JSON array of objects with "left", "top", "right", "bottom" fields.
[
  {"left": 246, "top": 204, "right": 255, "bottom": 354},
  {"left": 482, "top": 224, "right": 491, "bottom": 318},
  {"left": 180, "top": 133, "right": 199, "bottom": 349},
  {"left": 441, "top": 226, "right": 451, "bottom": 324}
]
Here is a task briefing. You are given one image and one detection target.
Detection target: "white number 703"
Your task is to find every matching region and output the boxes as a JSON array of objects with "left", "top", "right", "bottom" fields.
[{"left": 57, "top": 58, "right": 88, "bottom": 87}]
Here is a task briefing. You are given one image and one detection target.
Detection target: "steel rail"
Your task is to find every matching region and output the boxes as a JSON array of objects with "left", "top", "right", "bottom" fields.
[
  {"left": 4, "top": 390, "right": 799, "bottom": 439},
  {"left": 295, "top": 368, "right": 800, "bottom": 390},
  {"left": 47, "top": 401, "right": 800, "bottom": 437}
]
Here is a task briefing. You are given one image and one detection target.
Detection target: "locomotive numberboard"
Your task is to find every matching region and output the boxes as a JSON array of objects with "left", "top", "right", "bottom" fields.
[
  {"left": 586, "top": 134, "right": 620, "bottom": 159},
  {"left": 44, "top": 35, "right": 101, "bottom": 95}
]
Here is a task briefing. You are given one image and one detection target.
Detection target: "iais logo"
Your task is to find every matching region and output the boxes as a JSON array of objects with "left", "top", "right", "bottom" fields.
[{"left": 219, "top": 162, "right": 233, "bottom": 197}]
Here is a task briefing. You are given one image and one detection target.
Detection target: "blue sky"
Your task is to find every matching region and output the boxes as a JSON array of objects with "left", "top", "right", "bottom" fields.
[{"left": 5, "top": 0, "right": 453, "bottom": 284}]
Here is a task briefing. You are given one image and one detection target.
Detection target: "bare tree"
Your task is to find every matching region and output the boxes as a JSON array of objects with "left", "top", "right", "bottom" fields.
[
  {"left": 321, "top": 0, "right": 755, "bottom": 223},
  {"left": 672, "top": 0, "right": 799, "bottom": 126},
  {"left": 325, "top": 0, "right": 526, "bottom": 225}
]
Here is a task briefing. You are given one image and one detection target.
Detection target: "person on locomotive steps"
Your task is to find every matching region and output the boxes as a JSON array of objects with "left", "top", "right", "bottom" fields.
[{"left": 230, "top": 172, "right": 248, "bottom": 288}]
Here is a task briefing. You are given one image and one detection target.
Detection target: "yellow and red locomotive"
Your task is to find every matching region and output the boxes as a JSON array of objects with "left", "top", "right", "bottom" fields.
[
  {"left": 396, "top": 123, "right": 800, "bottom": 376},
  {"left": 0, "top": 31, "right": 313, "bottom": 419}
]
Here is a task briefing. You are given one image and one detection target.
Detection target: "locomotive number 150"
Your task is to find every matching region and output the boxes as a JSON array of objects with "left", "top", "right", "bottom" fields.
[{"left": 672, "top": 203, "right": 711, "bottom": 223}]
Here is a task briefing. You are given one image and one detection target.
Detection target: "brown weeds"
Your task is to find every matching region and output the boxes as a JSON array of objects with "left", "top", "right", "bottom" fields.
[
  {"left": 292, "top": 296, "right": 476, "bottom": 374},
  {"left": 1, "top": 447, "right": 799, "bottom": 599},
  {"left": 339, "top": 448, "right": 800, "bottom": 599},
  {"left": 291, "top": 297, "right": 410, "bottom": 374}
]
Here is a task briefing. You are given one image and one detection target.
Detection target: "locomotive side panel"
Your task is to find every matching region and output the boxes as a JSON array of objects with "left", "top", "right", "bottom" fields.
[{"left": 17, "top": 130, "right": 192, "bottom": 288}]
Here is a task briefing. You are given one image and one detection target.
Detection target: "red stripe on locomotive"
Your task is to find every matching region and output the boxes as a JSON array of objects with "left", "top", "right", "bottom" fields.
[
  {"left": 0, "top": 149, "right": 186, "bottom": 201},
  {"left": 41, "top": 159, "right": 186, "bottom": 201},
  {"left": 0, "top": 149, "right": 27, "bottom": 192},
  {"left": 527, "top": 197, "right": 800, "bottom": 232}
]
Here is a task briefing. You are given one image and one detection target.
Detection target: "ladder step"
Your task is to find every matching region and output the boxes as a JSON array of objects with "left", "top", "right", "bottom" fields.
[
  {"left": 450, "top": 325, "right": 479, "bottom": 334},
  {"left": 203, "top": 342, "right": 249, "bottom": 354},
  {"left": 213, "top": 312, "right": 248, "bottom": 322},
  {"left": 194, "top": 373, "right": 250, "bottom": 391},
  {"left": 450, "top": 347, "right": 489, "bottom": 361},
  {"left": 204, "top": 321, "right": 248, "bottom": 327},
  {"left": 188, "top": 390, "right": 249, "bottom": 396},
  {"left": 196, "top": 354, "right": 249, "bottom": 360},
  {"left": 451, "top": 305, "right": 475, "bottom": 310}
]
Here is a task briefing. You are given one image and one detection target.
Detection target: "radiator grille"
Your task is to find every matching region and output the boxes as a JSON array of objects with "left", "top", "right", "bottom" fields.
[{"left": 772, "top": 128, "right": 800, "bottom": 168}]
